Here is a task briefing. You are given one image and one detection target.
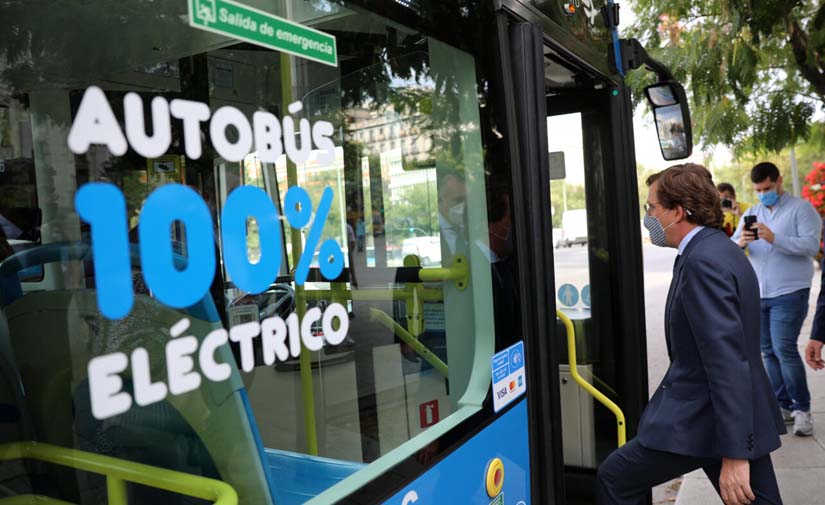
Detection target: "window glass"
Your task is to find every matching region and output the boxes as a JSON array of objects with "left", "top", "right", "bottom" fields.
[{"left": 0, "top": 1, "right": 512, "bottom": 503}]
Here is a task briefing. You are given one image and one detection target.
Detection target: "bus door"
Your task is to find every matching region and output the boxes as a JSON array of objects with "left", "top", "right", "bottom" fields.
[{"left": 501, "top": 10, "right": 650, "bottom": 505}]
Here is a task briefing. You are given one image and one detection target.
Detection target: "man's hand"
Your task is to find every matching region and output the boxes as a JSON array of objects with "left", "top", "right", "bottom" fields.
[
  {"left": 753, "top": 222, "right": 775, "bottom": 244},
  {"left": 719, "top": 458, "right": 755, "bottom": 505},
  {"left": 737, "top": 230, "right": 757, "bottom": 248},
  {"left": 806, "top": 339, "right": 825, "bottom": 370}
]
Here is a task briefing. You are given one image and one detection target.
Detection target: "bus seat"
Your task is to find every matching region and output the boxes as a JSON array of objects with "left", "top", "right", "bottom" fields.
[
  {"left": 264, "top": 448, "right": 366, "bottom": 505},
  {"left": 0, "top": 241, "right": 274, "bottom": 505},
  {"left": 0, "top": 276, "right": 22, "bottom": 306}
]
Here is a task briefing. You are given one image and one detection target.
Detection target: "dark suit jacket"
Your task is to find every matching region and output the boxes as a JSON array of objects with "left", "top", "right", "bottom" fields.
[
  {"left": 638, "top": 227, "right": 786, "bottom": 459},
  {"left": 810, "top": 256, "right": 825, "bottom": 344}
]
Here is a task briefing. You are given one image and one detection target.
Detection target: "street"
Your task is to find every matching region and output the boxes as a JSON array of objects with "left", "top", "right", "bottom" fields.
[{"left": 642, "top": 244, "right": 679, "bottom": 395}]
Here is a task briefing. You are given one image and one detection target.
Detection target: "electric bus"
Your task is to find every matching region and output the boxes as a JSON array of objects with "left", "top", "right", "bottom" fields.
[{"left": 0, "top": 0, "right": 691, "bottom": 503}]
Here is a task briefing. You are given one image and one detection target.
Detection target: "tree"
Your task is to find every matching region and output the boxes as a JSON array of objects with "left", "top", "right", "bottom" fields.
[
  {"left": 549, "top": 181, "right": 586, "bottom": 228},
  {"left": 628, "top": 1, "right": 825, "bottom": 156}
]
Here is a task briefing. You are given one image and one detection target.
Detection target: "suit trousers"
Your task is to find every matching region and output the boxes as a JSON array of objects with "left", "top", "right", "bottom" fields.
[{"left": 597, "top": 439, "right": 782, "bottom": 505}]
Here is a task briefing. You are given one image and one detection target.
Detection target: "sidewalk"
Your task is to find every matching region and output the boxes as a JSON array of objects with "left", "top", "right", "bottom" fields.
[{"left": 675, "top": 271, "right": 825, "bottom": 505}]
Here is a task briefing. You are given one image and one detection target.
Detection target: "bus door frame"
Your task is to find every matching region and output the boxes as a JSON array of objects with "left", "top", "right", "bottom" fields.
[{"left": 495, "top": 1, "right": 650, "bottom": 503}]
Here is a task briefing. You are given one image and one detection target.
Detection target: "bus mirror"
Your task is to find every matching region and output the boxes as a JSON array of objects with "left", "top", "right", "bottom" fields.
[
  {"left": 644, "top": 81, "right": 693, "bottom": 161},
  {"left": 549, "top": 151, "right": 566, "bottom": 180}
]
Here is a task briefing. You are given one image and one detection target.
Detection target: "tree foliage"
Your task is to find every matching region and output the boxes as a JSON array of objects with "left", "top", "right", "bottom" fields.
[{"left": 628, "top": 0, "right": 825, "bottom": 156}]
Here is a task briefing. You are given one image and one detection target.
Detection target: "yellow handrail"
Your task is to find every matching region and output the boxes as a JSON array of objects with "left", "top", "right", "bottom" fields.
[
  {"left": 556, "top": 310, "right": 627, "bottom": 447},
  {"left": 368, "top": 308, "right": 449, "bottom": 378},
  {"left": 417, "top": 255, "right": 468, "bottom": 290},
  {"left": 0, "top": 442, "right": 238, "bottom": 505}
]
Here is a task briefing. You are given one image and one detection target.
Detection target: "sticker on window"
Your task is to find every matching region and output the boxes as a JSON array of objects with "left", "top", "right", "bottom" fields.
[{"left": 491, "top": 341, "right": 526, "bottom": 413}]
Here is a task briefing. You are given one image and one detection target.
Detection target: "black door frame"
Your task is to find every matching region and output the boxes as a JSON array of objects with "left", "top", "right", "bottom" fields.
[
  {"left": 496, "top": 13, "right": 566, "bottom": 505},
  {"left": 495, "top": 2, "right": 650, "bottom": 504}
]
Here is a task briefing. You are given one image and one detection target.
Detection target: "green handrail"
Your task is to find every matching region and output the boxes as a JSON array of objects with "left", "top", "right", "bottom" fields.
[
  {"left": 557, "top": 310, "right": 627, "bottom": 447},
  {"left": 281, "top": 52, "right": 319, "bottom": 457},
  {"left": 0, "top": 441, "right": 238, "bottom": 505},
  {"left": 368, "top": 308, "right": 449, "bottom": 378}
]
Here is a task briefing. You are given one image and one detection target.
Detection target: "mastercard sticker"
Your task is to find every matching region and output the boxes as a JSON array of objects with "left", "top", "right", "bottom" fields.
[{"left": 491, "top": 341, "right": 526, "bottom": 412}]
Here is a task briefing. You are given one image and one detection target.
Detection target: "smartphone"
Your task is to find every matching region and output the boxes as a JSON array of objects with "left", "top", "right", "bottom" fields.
[
  {"left": 744, "top": 215, "right": 758, "bottom": 238},
  {"left": 721, "top": 198, "right": 732, "bottom": 209}
]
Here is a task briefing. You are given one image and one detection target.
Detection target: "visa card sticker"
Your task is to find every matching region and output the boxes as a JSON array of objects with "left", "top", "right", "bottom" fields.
[{"left": 491, "top": 341, "right": 526, "bottom": 412}]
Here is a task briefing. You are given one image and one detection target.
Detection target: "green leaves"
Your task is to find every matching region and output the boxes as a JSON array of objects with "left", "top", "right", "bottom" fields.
[{"left": 627, "top": 0, "right": 824, "bottom": 155}]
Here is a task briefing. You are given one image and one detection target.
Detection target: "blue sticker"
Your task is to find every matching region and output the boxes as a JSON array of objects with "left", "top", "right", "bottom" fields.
[
  {"left": 509, "top": 344, "right": 524, "bottom": 372},
  {"left": 581, "top": 284, "right": 591, "bottom": 307},
  {"left": 558, "top": 283, "right": 579, "bottom": 307},
  {"left": 491, "top": 341, "right": 526, "bottom": 412},
  {"left": 492, "top": 352, "right": 509, "bottom": 371},
  {"left": 493, "top": 366, "right": 509, "bottom": 383}
]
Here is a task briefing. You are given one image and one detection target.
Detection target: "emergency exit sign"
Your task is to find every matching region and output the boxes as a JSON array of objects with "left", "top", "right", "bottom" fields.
[{"left": 188, "top": 0, "right": 338, "bottom": 67}]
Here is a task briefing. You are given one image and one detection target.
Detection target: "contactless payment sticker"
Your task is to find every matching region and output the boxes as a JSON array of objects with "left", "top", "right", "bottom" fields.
[{"left": 491, "top": 341, "right": 526, "bottom": 412}]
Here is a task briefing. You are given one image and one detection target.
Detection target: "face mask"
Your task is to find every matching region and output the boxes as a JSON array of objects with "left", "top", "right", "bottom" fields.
[
  {"left": 447, "top": 201, "right": 465, "bottom": 226},
  {"left": 758, "top": 190, "right": 779, "bottom": 207},
  {"left": 644, "top": 213, "right": 676, "bottom": 248}
]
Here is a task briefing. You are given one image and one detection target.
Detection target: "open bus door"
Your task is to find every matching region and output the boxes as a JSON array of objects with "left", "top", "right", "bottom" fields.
[{"left": 498, "top": 2, "right": 694, "bottom": 504}]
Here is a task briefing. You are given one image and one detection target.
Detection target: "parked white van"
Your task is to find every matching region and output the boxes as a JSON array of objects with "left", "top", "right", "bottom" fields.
[{"left": 557, "top": 209, "right": 588, "bottom": 248}]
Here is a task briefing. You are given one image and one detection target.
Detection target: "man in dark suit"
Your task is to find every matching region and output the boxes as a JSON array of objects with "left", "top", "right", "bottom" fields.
[
  {"left": 805, "top": 260, "right": 825, "bottom": 370},
  {"left": 598, "top": 164, "right": 786, "bottom": 505}
]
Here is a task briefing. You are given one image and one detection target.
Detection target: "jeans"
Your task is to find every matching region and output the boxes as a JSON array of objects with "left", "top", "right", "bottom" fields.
[{"left": 761, "top": 288, "right": 811, "bottom": 412}]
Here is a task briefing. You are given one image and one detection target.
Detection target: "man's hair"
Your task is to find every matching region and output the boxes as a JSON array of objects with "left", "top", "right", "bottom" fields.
[
  {"left": 717, "top": 182, "right": 736, "bottom": 197},
  {"left": 646, "top": 163, "right": 723, "bottom": 228},
  {"left": 751, "top": 162, "right": 780, "bottom": 183}
]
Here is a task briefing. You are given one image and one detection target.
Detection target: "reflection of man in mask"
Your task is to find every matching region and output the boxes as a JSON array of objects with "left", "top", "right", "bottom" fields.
[
  {"left": 437, "top": 171, "right": 467, "bottom": 254},
  {"left": 477, "top": 186, "right": 519, "bottom": 351}
]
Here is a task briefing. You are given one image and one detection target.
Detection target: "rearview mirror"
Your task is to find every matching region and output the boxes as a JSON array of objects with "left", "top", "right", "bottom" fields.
[{"left": 644, "top": 81, "right": 693, "bottom": 161}]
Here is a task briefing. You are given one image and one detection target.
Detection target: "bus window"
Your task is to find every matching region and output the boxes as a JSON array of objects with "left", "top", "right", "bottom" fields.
[{"left": 0, "top": 1, "right": 511, "bottom": 503}]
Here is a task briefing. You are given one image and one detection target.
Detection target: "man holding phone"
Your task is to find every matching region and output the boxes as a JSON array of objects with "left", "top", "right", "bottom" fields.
[{"left": 732, "top": 162, "right": 822, "bottom": 436}]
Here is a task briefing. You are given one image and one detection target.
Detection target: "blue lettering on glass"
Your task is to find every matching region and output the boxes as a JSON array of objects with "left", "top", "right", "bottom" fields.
[
  {"left": 139, "top": 184, "right": 216, "bottom": 310},
  {"left": 283, "top": 186, "right": 344, "bottom": 282},
  {"left": 76, "top": 182, "right": 345, "bottom": 320},
  {"left": 75, "top": 183, "right": 134, "bottom": 319},
  {"left": 221, "top": 185, "right": 282, "bottom": 294}
]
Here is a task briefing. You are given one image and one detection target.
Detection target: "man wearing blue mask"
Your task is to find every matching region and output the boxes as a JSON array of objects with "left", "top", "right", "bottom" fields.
[
  {"left": 732, "top": 162, "right": 822, "bottom": 437},
  {"left": 599, "top": 164, "right": 784, "bottom": 505}
]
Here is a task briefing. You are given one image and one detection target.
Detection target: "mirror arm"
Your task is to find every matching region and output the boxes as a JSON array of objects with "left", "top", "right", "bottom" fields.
[{"left": 611, "top": 38, "right": 674, "bottom": 81}]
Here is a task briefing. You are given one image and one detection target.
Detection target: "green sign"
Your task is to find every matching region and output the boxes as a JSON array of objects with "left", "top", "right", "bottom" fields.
[
  {"left": 188, "top": 0, "right": 338, "bottom": 67},
  {"left": 489, "top": 495, "right": 504, "bottom": 505}
]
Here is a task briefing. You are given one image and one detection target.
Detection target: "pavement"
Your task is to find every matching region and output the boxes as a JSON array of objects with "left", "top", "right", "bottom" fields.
[{"left": 673, "top": 268, "right": 825, "bottom": 505}]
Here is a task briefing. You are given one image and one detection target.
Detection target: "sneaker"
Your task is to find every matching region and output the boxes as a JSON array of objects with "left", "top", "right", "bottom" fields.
[
  {"left": 781, "top": 408, "right": 794, "bottom": 424},
  {"left": 792, "top": 410, "right": 814, "bottom": 437}
]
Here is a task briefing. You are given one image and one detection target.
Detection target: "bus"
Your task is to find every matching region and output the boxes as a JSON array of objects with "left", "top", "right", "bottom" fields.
[{"left": 0, "top": 1, "right": 690, "bottom": 504}]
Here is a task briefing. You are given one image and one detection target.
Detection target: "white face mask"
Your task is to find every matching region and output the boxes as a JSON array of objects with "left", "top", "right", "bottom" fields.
[{"left": 447, "top": 201, "right": 465, "bottom": 226}]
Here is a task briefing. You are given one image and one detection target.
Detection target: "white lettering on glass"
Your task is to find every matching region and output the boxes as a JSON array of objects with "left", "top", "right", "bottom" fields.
[
  {"left": 69, "top": 87, "right": 336, "bottom": 165},
  {"left": 88, "top": 303, "right": 350, "bottom": 420}
]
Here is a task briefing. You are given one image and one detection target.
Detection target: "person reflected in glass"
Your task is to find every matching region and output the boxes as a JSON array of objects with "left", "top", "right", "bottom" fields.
[{"left": 437, "top": 170, "right": 467, "bottom": 255}]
